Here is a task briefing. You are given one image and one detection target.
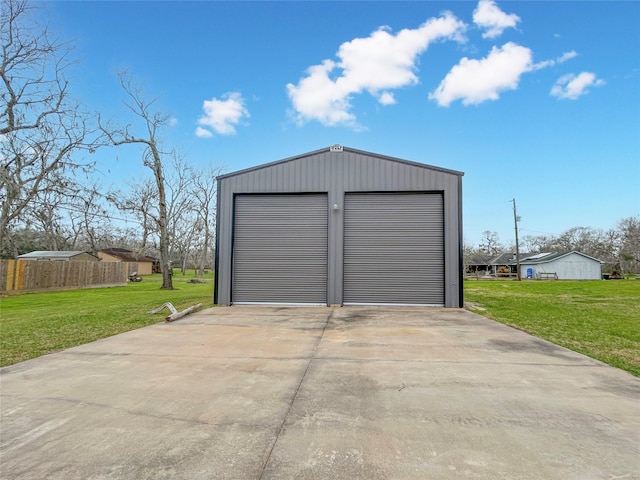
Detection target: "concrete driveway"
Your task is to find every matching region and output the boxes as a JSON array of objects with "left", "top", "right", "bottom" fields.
[{"left": 1, "top": 306, "right": 638, "bottom": 479}]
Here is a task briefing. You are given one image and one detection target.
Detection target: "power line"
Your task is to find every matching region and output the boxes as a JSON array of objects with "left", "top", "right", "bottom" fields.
[
  {"left": 519, "top": 228, "right": 561, "bottom": 236},
  {"left": 20, "top": 199, "right": 145, "bottom": 226}
]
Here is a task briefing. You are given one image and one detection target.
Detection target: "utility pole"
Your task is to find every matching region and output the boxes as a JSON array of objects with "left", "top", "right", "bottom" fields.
[{"left": 512, "top": 198, "right": 521, "bottom": 281}]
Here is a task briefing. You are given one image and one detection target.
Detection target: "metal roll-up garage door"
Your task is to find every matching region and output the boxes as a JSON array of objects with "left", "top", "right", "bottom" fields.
[
  {"left": 343, "top": 193, "right": 444, "bottom": 305},
  {"left": 232, "top": 194, "right": 328, "bottom": 304}
]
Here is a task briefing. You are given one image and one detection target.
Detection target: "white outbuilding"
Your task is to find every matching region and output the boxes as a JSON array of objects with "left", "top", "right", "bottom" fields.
[{"left": 519, "top": 251, "right": 603, "bottom": 280}]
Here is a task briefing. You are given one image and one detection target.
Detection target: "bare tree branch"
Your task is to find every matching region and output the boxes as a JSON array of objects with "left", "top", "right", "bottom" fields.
[
  {"left": 1, "top": 0, "right": 103, "bottom": 255},
  {"left": 101, "top": 71, "right": 175, "bottom": 288}
]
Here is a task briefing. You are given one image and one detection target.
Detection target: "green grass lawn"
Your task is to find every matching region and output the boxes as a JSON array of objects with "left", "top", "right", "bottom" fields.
[
  {"left": 464, "top": 279, "right": 640, "bottom": 376},
  {"left": 0, "top": 271, "right": 214, "bottom": 367},
  {"left": 3, "top": 274, "right": 638, "bottom": 376}
]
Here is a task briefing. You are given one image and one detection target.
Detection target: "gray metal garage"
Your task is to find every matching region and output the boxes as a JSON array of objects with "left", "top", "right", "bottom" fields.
[{"left": 214, "top": 146, "right": 464, "bottom": 307}]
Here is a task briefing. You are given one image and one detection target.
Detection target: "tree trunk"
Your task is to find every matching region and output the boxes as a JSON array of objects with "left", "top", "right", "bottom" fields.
[
  {"left": 198, "top": 227, "right": 209, "bottom": 277},
  {"left": 158, "top": 224, "right": 172, "bottom": 289},
  {"left": 153, "top": 148, "right": 173, "bottom": 290},
  {"left": 181, "top": 254, "right": 187, "bottom": 275}
]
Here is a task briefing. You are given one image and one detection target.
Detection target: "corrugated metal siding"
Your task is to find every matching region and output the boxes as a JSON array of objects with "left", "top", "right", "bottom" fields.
[
  {"left": 232, "top": 194, "right": 328, "bottom": 304},
  {"left": 527, "top": 254, "right": 602, "bottom": 280},
  {"left": 218, "top": 151, "right": 460, "bottom": 193},
  {"left": 343, "top": 193, "right": 444, "bottom": 305},
  {"left": 215, "top": 147, "right": 463, "bottom": 307}
]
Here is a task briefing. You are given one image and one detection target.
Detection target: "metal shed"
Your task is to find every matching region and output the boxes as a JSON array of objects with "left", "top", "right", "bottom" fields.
[
  {"left": 519, "top": 251, "right": 603, "bottom": 280},
  {"left": 214, "top": 145, "right": 464, "bottom": 307},
  {"left": 16, "top": 251, "right": 100, "bottom": 262}
]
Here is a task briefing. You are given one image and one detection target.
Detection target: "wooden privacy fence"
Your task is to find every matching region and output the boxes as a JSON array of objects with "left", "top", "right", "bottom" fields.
[{"left": 1, "top": 260, "right": 127, "bottom": 294}]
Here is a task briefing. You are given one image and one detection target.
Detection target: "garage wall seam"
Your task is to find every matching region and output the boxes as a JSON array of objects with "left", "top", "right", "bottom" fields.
[{"left": 258, "top": 308, "right": 335, "bottom": 479}]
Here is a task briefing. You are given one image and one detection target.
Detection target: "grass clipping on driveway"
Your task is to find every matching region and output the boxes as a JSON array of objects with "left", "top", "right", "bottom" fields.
[
  {"left": 465, "top": 280, "right": 639, "bottom": 377},
  {"left": 0, "top": 272, "right": 214, "bottom": 367}
]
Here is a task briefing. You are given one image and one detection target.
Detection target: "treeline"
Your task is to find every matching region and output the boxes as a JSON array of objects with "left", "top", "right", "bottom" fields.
[
  {"left": 1, "top": 0, "right": 222, "bottom": 286},
  {"left": 467, "top": 217, "right": 640, "bottom": 274},
  {"left": 1, "top": 159, "right": 222, "bottom": 276}
]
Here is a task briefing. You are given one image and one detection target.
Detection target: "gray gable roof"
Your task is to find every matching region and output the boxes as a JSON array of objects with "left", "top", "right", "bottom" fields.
[
  {"left": 467, "top": 251, "right": 604, "bottom": 266},
  {"left": 467, "top": 252, "right": 525, "bottom": 266},
  {"left": 467, "top": 254, "right": 491, "bottom": 265},
  {"left": 518, "top": 251, "right": 603, "bottom": 264},
  {"left": 217, "top": 145, "right": 464, "bottom": 181},
  {"left": 99, "top": 248, "right": 156, "bottom": 263},
  {"left": 490, "top": 252, "right": 520, "bottom": 265}
]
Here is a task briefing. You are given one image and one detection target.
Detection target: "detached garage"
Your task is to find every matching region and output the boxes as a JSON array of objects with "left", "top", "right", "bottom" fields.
[{"left": 214, "top": 146, "right": 464, "bottom": 307}]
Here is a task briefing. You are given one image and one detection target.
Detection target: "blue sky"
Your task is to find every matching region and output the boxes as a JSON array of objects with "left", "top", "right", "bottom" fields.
[{"left": 45, "top": 1, "right": 639, "bottom": 247}]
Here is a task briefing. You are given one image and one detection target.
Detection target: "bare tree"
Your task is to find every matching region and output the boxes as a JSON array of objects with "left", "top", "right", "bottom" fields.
[
  {"left": 520, "top": 234, "right": 551, "bottom": 254},
  {"left": 111, "top": 177, "right": 165, "bottom": 245},
  {"left": 0, "top": 226, "right": 49, "bottom": 255},
  {"left": 29, "top": 187, "right": 69, "bottom": 250},
  {"left": 162, "top": 156, "right": 197, "bottom": 275},
  {"left": 191, "top": 165, "right": 223, "bottom": 277},
  {"left": 64, "top": 184, "right": 114, "bottom": 254},
  {"left": 101, "top": 72, "right": 180, "bottom": 289},
  {"left": 461, "top": 237, "right": 476, "bottom": 274},
  {"left": 479, "top": 230, "right": 502, "bottom": 256},
  {"left": 107, "top": 178, "right": 163, "bottom": 270},
  {"left": 1, "top": 0, "right": 100, "bottom": 256},
  {"left": 618, "top": 216, "right": 640, "bottom": 274},
  {"left": 107, "top": 153, "right": 199, "bottom": 277},
  {"left": 550, "top": 226, "right": 596, "bottom": 253}
]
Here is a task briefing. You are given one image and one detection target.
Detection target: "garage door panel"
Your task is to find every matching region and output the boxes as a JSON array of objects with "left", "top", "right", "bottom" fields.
[
  {"left": 344, "top": 193, "right": 444, "bottom": 305},
  {"left": 233, "top": 194, "right": 328, "bottom": 304}
]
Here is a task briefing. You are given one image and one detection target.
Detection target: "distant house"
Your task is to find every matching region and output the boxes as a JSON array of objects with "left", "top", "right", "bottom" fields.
[
  {"left": 466, "top": 252, "right": 523, "bottom": 276},
  {"left": 518, "top": 251, "right": 603, "bottom": 280},
  {"left": 97, "top": 248, "right": 156, "bottom": 275},
  {"left": 17, "top": 251, "right": 99, "bottom": 262}
]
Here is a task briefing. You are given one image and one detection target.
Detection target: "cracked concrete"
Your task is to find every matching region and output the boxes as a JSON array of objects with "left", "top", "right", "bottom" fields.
[{"left": 1, "top": 306, "right": 639, "bottom": 479}]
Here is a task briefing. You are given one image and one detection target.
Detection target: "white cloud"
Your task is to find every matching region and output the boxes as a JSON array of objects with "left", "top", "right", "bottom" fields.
[
  {"left": 196, "top": 92, "right": 249, "bottom": 136},
  {"left": 287, "top": 12, "right": 467, "bottom": 127},
  {"left": 429, "top": 42, "right": 533, "bottom": 106},
  {"left": 557, "top": 50, "right": 578, "bottom": 63},
  {"left": 550, "top": 72, "right": 605, "bottom": 100},
  {"left": 378, "top": 92, "right": 396, "bottom": 105},
  {"left": 195, "top": 126, "right": 213, "bottom": 138},
  {"left": 533, "top": 50, "right": 578, "bottom": 70},
  {"left": 473, "top": 0, "right": 520, "bottom": 39}
]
